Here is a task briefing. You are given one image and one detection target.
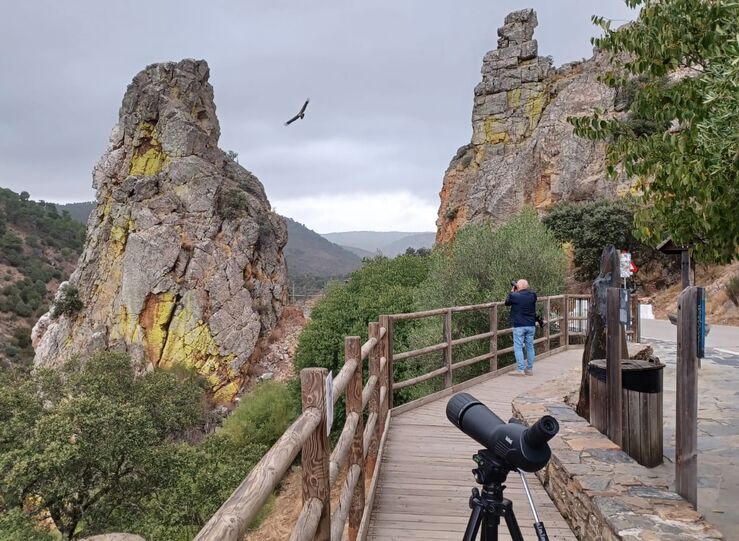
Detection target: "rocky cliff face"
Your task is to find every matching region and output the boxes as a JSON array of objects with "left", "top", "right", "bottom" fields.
[
  {"left": 436, "top": 9, "right": 630, "bottom": 242},
  {"left": 33, "top": 59, "right": 287, "bottom": 400}
]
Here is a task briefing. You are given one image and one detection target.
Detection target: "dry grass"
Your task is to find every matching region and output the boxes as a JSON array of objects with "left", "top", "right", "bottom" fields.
[
  {"left": 242, "top": 465, "right": 351, "bottom": 541},
  {"left": 648, "top": 261, "right": 739, "bottom": 325}
]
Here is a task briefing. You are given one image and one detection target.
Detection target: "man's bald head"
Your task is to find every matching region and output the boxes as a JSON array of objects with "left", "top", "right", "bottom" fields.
[{"left": 516, "top": 279, "right": 529, "bottom": 291}]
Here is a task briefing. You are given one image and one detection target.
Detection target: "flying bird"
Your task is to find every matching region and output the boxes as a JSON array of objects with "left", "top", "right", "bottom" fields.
[{"left": 284, "top": 98, "right": 310, "bottom": 126}]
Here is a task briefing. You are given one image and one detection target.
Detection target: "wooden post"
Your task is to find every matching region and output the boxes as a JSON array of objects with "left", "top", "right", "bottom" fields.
[
  {"left": 489, "top": 305, "right": 498, "bottom": 372},
  {"left": 676, "top": 286, "right": 698, "bottom": 507},
  {"left": 563, "top": 295, "right": 569, "bottom": 348},
  {"left": 366, "top": 323, "right": 382, "bottom": 481},
  {"left": 681, "top": 250, "right": 691, "bottom": 289},
  {"left": 379, "top": 315, "right": 394, "bottom": 410},
  {"left": 345, "top": 337, "right": 364, "bottom": 541},
  {"left": 443, "top": 309, "right": 453, "bottom": 388},
  {"left": 606, "top": 287, "right": 623, "bottom": 446},
  {"left": 545, "top": 297, "right": 551, "bottom": 352},
  {"left": 300, "top": 368, "right": 331, "bottom": 541}
]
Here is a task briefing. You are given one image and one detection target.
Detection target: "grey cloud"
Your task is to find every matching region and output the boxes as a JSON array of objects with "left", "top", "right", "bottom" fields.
[{"left": 0, "top": 0, "right": 634, "bottom": 207}]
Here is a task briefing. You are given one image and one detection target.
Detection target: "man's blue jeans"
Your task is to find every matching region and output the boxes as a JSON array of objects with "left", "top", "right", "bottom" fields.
[{"left": 513, "top": 326, "right": 536, "bottom": 371}]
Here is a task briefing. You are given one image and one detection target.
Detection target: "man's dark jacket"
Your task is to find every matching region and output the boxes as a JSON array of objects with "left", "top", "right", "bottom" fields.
[{"left": 505, "top": 289, "right": 537, "bottom": 327}]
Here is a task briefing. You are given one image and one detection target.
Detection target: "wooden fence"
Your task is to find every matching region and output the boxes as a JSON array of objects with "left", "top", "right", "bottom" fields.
[{"left": 194, "top": 293, "right": 600, "bottom": 541}]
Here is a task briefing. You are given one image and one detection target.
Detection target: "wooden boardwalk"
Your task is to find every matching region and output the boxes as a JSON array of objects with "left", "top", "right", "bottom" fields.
[{"left": 367, "top": 349, "right": 581, "bottom": 540}]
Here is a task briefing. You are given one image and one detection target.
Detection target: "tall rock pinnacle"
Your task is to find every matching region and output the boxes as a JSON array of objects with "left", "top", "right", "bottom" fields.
[
  {"left": 436, "top": 9, "right": 631, "bottom": 242},
  {"left": 33, "top": 59, "right": 287, "bottom": 399}
]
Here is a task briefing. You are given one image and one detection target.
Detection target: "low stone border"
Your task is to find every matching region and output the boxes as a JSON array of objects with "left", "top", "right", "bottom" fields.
[{"left": 512, "top": 370, "right": 723, "bottom": 540}]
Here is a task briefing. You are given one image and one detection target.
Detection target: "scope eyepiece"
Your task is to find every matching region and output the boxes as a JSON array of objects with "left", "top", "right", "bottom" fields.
[{"left": 523, "top": 415, "right": 559, "bottom": 449}]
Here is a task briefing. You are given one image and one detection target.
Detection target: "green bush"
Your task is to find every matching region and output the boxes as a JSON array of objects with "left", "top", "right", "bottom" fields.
[
  {"left": 392, "top": 210, "right": 567, "bottom": 404},
  {"left": 295, "top": 254, "right": 430, "bottom": 375},
  {"left": 0, "top": 352, "right": 206, "bottom": 539},
  {"left": 542, "top": 198, "right": 670, "bottom": 282},
  {"left": 51, "top": 283, "right": 83, "bottom": 319},
  {"left": 220, "top": 380, "right": 298, "bottom": 448},
  {"left": 0, "top": 509, "right": 56, "bottom": 541}
]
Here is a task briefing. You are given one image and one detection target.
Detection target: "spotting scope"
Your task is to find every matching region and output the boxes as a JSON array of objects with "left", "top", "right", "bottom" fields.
[{"left": 446, "top": 393, "right": 559, "bottom": 473}]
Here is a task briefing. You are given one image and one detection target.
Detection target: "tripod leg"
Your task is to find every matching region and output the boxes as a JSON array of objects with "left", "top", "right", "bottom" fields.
[
  {"left": 480, "top": 512, "right": 499, "bottom": 541},
  {"left": 463, "top": 500, "right": 483, "bottom": 541},
  {"left": 502, "top": 507, "right": 525, "bottom": 541}
]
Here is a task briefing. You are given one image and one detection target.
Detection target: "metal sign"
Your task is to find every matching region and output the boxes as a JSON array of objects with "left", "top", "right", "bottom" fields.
[
  {"left": 697, "top": 287, "right": 706, "bottom": 358},
  {"left": 619, "top": 289, "right": 630, "bottom": 325},
  {"left": 325, "top": 371, "right": 334, "bottom": 435},
  {"left": 620, "top": 251, "right": 633, "bottom": 278}
]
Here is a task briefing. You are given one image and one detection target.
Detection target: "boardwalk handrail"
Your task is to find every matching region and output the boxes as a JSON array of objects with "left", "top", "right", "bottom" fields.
[
  {"left": 195, "top": 322, "right": 391, "bottom": 541},
  {"left": 196, "top": 292, "right": 627, "bottom": 540}
]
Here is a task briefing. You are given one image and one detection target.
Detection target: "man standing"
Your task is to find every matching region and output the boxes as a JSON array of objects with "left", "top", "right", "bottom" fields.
[{"left": 505, "top": 279, "right": 537, "bottom": 376}]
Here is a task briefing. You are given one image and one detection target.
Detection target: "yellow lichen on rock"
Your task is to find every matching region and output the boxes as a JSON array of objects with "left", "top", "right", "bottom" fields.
[
  {"left": 159, "top": 297, "right": 237, "bottom": 392},
  {"left": 130, "top": 122, "right": 168, "bottom": 176},
  {"left": 139, "top": 291, "right": 177, "bottom": 364},
  {"left": 524, "top": 92, "right": 547, "bottom": 131},
  {"left": 506, "top": 88, "right": 521, "bottom": 108},
  {"left": 483, "top": 117, "right": 509, "bottom": 145}
]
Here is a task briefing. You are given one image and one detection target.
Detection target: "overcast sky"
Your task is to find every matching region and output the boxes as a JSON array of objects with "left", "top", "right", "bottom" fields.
[{"left": 0, "top": 1, "right": 634, "bottom": 233}]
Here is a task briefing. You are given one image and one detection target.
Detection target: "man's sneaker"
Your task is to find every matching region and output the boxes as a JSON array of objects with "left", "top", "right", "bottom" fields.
[
  {"left": 524, "top": 369, "right": 533, "bottom": 376},
  {"left": 512, "top": 370, "right": 526, "bottom": 377}
]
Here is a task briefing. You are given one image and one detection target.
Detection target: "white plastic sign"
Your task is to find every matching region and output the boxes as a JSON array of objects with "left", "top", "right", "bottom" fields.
[
  {"left": 325, "top": 371, "right": 333, "bottom": 436},
  {"left": 620, "top": 252, "right": 633, "bottom": 278}
]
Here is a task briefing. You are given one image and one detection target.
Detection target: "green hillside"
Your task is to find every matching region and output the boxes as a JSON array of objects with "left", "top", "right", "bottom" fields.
[
  {"left": 283, "top": 217, "right": 362, "bottom": 278},
  {"left": 0, "top": 188, "right": 86, "bottom": 364}
]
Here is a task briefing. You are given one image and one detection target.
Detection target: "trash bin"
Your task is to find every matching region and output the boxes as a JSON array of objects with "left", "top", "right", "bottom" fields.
[{"left": 588, "top": 358, "right": 664, "bottom": 467}]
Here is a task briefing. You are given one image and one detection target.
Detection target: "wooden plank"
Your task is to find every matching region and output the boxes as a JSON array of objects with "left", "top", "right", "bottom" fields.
[
  {"left": 606, "top": 287, "right": 623, "bottom": 446},
  {"left": 332, "top": 464, "right": 361, "bottom": 540},
  {"left": 451, "top": 351, "right": 495, "bottom": 371},
  {"left": 390, "top": 307, "right": 448, "bottom": 320},
  {"left": 289, "top": 498, "right": 323, "bottom": 541},
  {"left": 394, "top": 341, "right": 448, "bottom": 361},
  {"left": 394, "top": 366, "right": 449, "bottom": 390},
  {"left": 676, "top": 286, "right": 698, "bottom": 507},
  {"left": 333, "top": 358, "right": 359, "bottom": 405},
  {"left": 450, "top": 330, "right": 497, "bottom": 347},
  {"left": 300, "top": 368, "right": 331, "bottom": 541},
  {"left": 489, "top": 305, "right": 498, "bottom": 372},
  {"left": 329, "top": 412, "right": 359, "bottom": 485},
  {"left": 380, "top": 315, "right": 394, "bottom": 410},
  {"left": 366, "top": 322, "right": 382, "bottom": 480},
  {"left": 443, "top": 309, "right": 453, "bottom": 388},
  {"left": 357, "top": 414, "right": 391, "bottom": 541},
  {"left": 345, "top": 337, "right": 365, "bottom": 541},
  {"left": 545, "top": 296, "right": 551, "bottom": 352}
]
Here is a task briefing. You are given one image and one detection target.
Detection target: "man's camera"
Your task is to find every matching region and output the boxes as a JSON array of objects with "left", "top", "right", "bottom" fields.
[{"left": 510, "top": 280, "right": 518, "bottom": 291}]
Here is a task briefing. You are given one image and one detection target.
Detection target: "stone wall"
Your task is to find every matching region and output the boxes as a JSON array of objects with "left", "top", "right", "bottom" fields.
[{"left": 512, "top": 369, "right": 723, "bottom": 540}]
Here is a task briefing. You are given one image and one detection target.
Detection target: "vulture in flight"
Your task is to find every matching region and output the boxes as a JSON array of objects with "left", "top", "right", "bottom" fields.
[{"left": 284, "top": 98, "right": 310, "bottom": 126}]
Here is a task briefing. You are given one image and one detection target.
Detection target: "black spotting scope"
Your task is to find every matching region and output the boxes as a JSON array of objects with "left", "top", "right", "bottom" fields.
[{"left": 446, "top": 392, "right": 559, "bottom": 473}]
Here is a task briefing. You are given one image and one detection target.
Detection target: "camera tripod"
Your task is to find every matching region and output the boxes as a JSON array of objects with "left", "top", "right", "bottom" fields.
[{"left": 462, "top": 450, "right": 549, "bottom": 541}]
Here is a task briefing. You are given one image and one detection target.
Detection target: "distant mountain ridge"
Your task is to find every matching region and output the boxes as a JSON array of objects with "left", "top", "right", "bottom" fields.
[
  {"left": 322, "top": 231, "right": 435, "bottom": 257},
  {"left": 283, "top": 217, "right": 362, "bottom": 277}
]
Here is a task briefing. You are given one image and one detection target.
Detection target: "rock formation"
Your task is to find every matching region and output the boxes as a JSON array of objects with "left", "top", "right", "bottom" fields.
[
  {"left": 33, "top": 59, "right": 287, "bottom": 400},
  {"left": 436, "top": 9, "right": 631, "bottom": 242}
]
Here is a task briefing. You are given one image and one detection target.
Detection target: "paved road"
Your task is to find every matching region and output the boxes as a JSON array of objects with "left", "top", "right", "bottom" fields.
[
  {"left": 641, "top": 318, "right": 738, "bottom": 351},
  {"left": 641, "top": 319, "right": 739, "bottom": 540}
]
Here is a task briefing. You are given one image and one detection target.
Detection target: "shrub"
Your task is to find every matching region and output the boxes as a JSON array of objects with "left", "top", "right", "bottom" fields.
[
  {"left": 726, "top": 273, "right": 739, "bottom": 307},
  {"left": 51, "top": 283, "right": 83, "bottom": 319},
  {"left": 217, "top": 188, "right": 249, "bottom": 220},
  {"left": 542, "top": 198, "right": 670, "bottom": 283},
  {"left": 220, "top": 380, "right": 298, "bottom": 448},
  {"left": 295, "top": 254, "right": 431, "bottom": 375}
]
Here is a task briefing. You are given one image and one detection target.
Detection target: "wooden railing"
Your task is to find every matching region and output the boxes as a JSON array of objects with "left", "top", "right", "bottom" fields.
[
  {"left": 195, "top": 292, "right": 625, "bottom": 541},
  {"left": 195, "top": 323, "right": 391, "bottom": 541},
  {"left": 386, "top": 294, "right": 592, "bottom": 413}
]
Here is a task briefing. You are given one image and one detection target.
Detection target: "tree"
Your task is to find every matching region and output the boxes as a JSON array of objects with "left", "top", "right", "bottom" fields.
[
  {"left": 569, "top": 0, "right": 739, "bottom": 263},
  {"left": 0, "top": 352, "right": 205, "bottom": 539},
  {"left": 19, "top": 191, "right": 29, "bottom": 202}
]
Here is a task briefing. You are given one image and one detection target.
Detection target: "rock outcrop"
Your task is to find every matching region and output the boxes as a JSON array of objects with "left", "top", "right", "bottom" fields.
[
  {"left": 33, "top": 59, "right": 287, "bottom": 400},
  {"left": 436, "top": 9, "right": 631, "bottom": 242}
]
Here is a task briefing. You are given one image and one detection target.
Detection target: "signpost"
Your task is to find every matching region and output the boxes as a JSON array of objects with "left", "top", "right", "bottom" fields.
[{"left": 325, "top": 371, "right": 334, "bottom": 436}]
